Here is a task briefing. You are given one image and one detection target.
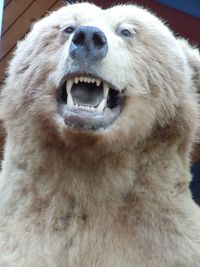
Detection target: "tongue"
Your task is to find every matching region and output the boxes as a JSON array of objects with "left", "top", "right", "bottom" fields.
[{"left": 71, "top": 82, "right": 104, "bottom": 106}]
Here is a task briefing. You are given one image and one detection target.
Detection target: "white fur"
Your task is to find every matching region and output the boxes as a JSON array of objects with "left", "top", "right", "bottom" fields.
[{"left": 0, "top": 3, "right": 200, "bottom": 266}]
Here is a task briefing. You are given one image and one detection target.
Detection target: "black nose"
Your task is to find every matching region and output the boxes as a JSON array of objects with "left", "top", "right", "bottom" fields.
[{"left": 69, "top": 26, "right": 108, "bottom": 63}]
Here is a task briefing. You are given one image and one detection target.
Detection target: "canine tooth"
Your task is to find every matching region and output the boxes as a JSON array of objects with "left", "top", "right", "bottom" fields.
[
  {"left": 67, "top": 94, "right": 74, "bottom": 109},
  {"left": 96, "top": 99, "right": 106, "bottom": 113},
  {"left": 66, "top": 79, "right": 74, "bottom": 109},
  {"left": 66, "top": 79, "right": 73, "bottom": 94},
  {"left": 103, "top": 83, "right": 109, "bottom": 98},
  {"left": 96, "top": 79, "right": 101, "bottom": 86}
]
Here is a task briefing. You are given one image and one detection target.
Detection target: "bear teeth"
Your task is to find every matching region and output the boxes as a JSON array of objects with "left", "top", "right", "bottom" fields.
[
  {"left": 66, "top": 76, "right": 110, "bottom": 113},
  {"left": 74, "top": 104, "right": 95, "bottom": 111}
]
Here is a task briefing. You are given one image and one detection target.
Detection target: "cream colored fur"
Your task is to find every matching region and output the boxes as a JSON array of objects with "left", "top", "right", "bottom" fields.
[{"left": 0, "top": 3, "right": 200, "bottom": 267}]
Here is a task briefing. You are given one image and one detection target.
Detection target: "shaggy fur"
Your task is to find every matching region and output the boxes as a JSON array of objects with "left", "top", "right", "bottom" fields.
[{"left": 0, "top": 3, "right": 200, "bottom": 266}]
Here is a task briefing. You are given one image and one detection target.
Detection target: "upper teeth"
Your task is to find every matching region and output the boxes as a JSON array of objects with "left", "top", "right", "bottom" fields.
[
  {"left": 66, "top": 76, "right": 110, "bottom": 113},
  {"left": 71, "top": 76, "right": 101, "bottom": 85}
]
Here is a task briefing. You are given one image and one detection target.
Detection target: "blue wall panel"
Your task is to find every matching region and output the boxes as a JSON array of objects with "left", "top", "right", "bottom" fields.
[
  {"left": 0, "top": 0, "right": 4, "bottom": 37},
  {"left": 190, "top": 161, "right": 200, "bottom": 201},
  {"left": 155, "top": 0, "right": 200, "bottom": 19}
]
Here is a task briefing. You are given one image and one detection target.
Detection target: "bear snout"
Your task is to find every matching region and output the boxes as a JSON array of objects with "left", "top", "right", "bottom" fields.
[{"left": 69, "top": 26, "right": 108, "bottom": 63}]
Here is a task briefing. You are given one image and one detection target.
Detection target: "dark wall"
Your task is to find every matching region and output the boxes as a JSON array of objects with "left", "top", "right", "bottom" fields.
[{"left": 191, "top": 162, "right": 200, "bottom": 201}]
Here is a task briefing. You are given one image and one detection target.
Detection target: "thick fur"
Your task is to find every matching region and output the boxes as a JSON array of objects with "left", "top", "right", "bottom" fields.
[{"left": 0, "top": 3, "right": 200, "bottom": 267}]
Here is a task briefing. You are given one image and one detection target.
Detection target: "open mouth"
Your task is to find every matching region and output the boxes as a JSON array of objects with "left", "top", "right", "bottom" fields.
[{"left": 58, "top": 74, "right": 123, "bottom": 130}]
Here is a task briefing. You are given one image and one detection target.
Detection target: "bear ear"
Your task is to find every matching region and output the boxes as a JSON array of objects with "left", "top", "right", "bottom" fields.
[{"left": 178, "top": 39, "right": 200, "bottom": 93}]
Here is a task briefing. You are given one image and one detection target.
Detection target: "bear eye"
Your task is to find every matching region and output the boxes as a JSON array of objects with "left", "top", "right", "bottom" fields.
[
  {"left": 120, "top": 29, "right": 132, "bottom": 37},
  {"left": 64, "top": 26, "right": 75, "bottom": 34}
]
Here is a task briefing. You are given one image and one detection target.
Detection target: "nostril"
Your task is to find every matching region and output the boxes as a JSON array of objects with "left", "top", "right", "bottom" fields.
[
  {"left": 73, "top": 32, "right": 85, "bottom": 46},
  {"left": 93, "top": 33, "right": 106, "bottom": 49}
]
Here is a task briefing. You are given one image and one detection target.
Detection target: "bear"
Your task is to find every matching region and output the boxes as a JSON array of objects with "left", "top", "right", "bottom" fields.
[{"left": 0, "top": 2, "right": 200, "bottom": 267}]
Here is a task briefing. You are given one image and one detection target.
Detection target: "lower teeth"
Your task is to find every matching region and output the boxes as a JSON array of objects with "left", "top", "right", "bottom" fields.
[{"left": 74, "top": 104, "right": 95, "bottom": 112}]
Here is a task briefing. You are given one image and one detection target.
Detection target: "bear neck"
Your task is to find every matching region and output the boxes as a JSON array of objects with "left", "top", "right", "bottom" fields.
[{"left": 0, "top": 124, "right": 192, "bottom": 218}]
